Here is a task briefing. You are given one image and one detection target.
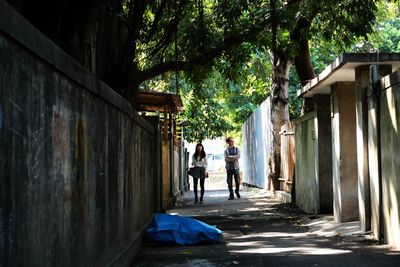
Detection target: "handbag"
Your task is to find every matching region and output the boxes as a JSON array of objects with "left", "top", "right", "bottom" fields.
[
  {"left": 188, "top": 167, "right": 194, "bottom": 176},
  {"left": 204, "top": 171, "right": 209, "bottom": 178}
]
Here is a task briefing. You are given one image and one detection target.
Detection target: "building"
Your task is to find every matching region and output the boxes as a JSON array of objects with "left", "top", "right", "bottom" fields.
[{"left": 295, "top": 53, "right": 400, "bottom": 247}]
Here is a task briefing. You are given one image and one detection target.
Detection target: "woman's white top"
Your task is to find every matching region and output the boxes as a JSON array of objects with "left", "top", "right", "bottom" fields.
[{"left": 191, "top": 155, "right": 208, "bottom": 169}]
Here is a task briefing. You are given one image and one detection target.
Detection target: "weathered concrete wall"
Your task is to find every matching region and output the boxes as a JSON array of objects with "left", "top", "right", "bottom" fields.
[
  {"left": 331, "top": 82, "right": 358, "bottom": 222},
  {"left": 0, "top": 2, "right": 160, "bottom": 266},
  {"left": 294, "top": 95, "right": 332, "bottom": 215},
  {"left": 355, "top": 65, "right": 392, "bottom": 233},
  {"left": 355, "top": 65, "right": 372, "bottom": 232},
  {"left": 366, "top": 66, "right": 393, "bottom": 241},
  {"left": 295, "top": 112, "right": 319, "bottom": 214},
  {"left": 368, "top": 78, "right": 381, "bottom": 240},
  {"left": 315, "top": 95, "right": 333, "bottom": 213},
  {"left": 380, "top": 69, "right": 400, "bottom": 247},
  {"left": 241, "top": 97, "right": 272, "bottom": 188}
]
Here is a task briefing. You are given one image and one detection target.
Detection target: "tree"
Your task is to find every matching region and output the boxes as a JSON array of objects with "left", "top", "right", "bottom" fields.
[
  {"left": 6, "top": 0, "right": 390, "bottom": 192},
  {"left": 176, "top": 49, "right": 271, "bottom": 143},
  {"left": 5, "top": 0, "right": 272, "bottom": 105},
  {"left": 266, "top": 0, "right": 381, "bottom": 191},
  {"left": 364, "top": 6, "right": 400, "bottom": 51}
]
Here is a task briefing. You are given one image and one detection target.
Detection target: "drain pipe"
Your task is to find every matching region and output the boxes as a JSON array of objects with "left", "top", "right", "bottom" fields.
[{"left": 370, "top": 64, "right": 384, "bottom": 244}]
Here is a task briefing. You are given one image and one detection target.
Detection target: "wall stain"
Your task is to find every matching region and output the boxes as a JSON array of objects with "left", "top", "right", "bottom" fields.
[
  {"left": 9, "top": 99, "right": 23, "bottom": 113},
  {"left": 0, "top": 105, "right": 3, "bottom": 130}
]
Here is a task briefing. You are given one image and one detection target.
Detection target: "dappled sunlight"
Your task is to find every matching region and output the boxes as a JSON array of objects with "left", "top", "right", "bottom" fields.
[
  {"left": 381, "top": 85, "right": 400, "bottom": 248},
  {"left": 227, "top": 241, "right": 267, "bottom": 247},
  {"left": 305, "top": 217, "right": 362, "bottom": 237},
  {"left": 387, "top": 183, "right": 400, "bottom": 247},
  {"left": 207, "top": 192, "right": 230, "bottom": 198},
  {"left": 229, "top": 232, "right": 308, "bottom": 239},
  {"left": 250, "top": 201, "right": 275, "bottom": 206},
  {"left": 332, "top": 101, "right": 342, "bottom": 220},
  {"left": 229, "top": 246, "right": 352, "bottom": 255},
  {"left": 236, "top": 207, "right": 263, "bottom": 212},
  {"left": 385, "top": 251, "right": 400, "bottom": 255},
  {"left": 224, "top": 228, "right": 351, "bottom": 256},
  {"left": 143, "top": 186, "right": 400, "bottom": 266},
  {"left": 230, "top": 247, "right": 298, "bottom": 254},
  {"left": 384, "top": 88, "right": 398, "bottom": 134}
]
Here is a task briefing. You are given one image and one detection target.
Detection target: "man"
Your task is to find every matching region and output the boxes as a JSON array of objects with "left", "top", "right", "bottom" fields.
[{"left": 224, "top": 137, "right": 241, "bottom": 200}]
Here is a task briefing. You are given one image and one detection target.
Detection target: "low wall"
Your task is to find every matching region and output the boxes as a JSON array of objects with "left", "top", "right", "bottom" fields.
[
  {"left": 0, "top": 1, "right": 160, "bottom": 266},
  {"left": 241, "top": 97, "right": 272, "bottom": 188}
]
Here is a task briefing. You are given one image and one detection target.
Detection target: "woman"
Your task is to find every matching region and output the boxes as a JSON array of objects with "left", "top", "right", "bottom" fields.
[{"left": 191, "top": 143, "right": 208, "bottom": 204}]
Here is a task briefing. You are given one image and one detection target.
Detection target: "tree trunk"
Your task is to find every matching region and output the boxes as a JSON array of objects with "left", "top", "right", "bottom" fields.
[
  {"left": 293, "top": 35, "right": 316, "bottom": 115},
  {"left": 268, "top": 51, "right": 291, "bottom": 192}
]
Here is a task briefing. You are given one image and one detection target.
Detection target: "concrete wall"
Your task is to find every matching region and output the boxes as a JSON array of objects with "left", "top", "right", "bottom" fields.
[
  {"left": 241, "top": 97, "right": 272, "bottom": 188},
  {"left": 331, "top": 82, "right": 358, "bottom": 222},
  {"left": 294, "top": 95, "right": 332, "bottom": 215},
  {"left": 315, "top": 95, "right": 333, "bottom": 213},
  {"left": 295, "top": 112, "right": 319, "bottom": 214},
  {"left": 0, "top": 2, "right": 160, "bottom": 266},
  {"left": 355, "top": 65, "right": 392, "bottom": 233},
  {"left": 355, "top": 66, "right": 372, "bottom": 232},
  {"left": 364, "top": 65, "right": 393, "bottom": 241},
  {"left": 380, "top": 69, "right": 400, "bottom": 247}
]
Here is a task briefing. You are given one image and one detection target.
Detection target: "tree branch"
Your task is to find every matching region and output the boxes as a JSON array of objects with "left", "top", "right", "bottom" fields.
[
  {"left": 134, "top": 24, "right": 270, "bottom": 83},
  {"left": 145, "top": 0, "right": 169, "bottom": 42},
  {"left": 146, "top": 0, "right": 189, "bottom": 58}
]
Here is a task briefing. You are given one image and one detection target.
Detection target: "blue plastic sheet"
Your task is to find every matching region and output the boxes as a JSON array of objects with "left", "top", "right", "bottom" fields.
[{"left": 146, "top": 213, "right": 223, "bottom": 245}]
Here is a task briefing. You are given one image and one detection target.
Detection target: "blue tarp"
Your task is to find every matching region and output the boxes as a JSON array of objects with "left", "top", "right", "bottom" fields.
[{"left": 146, "top": 213, "right": 223, "bottom": 245}]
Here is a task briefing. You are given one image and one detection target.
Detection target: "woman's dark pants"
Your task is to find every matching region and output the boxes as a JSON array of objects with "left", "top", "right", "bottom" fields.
[{"left": 193, "top": 177, "right": 205, "bottom": 200}]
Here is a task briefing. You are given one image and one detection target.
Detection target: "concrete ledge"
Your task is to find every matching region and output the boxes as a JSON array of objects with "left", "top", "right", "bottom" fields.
[{"left": 275, "top": 190, "right": 292, "bottom": 203}]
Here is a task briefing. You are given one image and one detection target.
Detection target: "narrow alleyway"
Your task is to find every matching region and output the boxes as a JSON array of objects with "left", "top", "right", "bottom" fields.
[{"left": 132, "top": 178, "right": 400, "bottom": 267}]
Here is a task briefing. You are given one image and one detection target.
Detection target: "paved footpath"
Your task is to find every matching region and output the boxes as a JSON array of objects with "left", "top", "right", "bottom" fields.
[{"left": 132, "top": 189, "right": 400, "bottom": 267}]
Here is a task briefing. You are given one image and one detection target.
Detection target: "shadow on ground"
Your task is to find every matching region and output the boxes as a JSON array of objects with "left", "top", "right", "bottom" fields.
[{"left": 132, "top": 190, "right": 400, "bottom": 267}]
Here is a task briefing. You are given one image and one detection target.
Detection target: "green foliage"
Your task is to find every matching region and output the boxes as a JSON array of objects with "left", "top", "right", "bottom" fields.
[
  {"left": 288, "top": 69, "right": 302, "bottom": 119},
  {"left": 180, "top": 50, "right": 272, "bottom": 142},
  {"left": 221, "top": 50, "right": 271, "bottom": 129},
  {"left": 147, "top": 49, "right": 272, "bottom": 142},
  {"left": 179, "top": 72, "right": 233, "bottom": 143},
  {"left": 366, "top": 12, "right": 400, "bottom": 52},
  {"left": 310, "top": 0, "right": 378, "bottom": 50},
  {"left": 140, "top": 0, "right": 398, "bottom": 141}
]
